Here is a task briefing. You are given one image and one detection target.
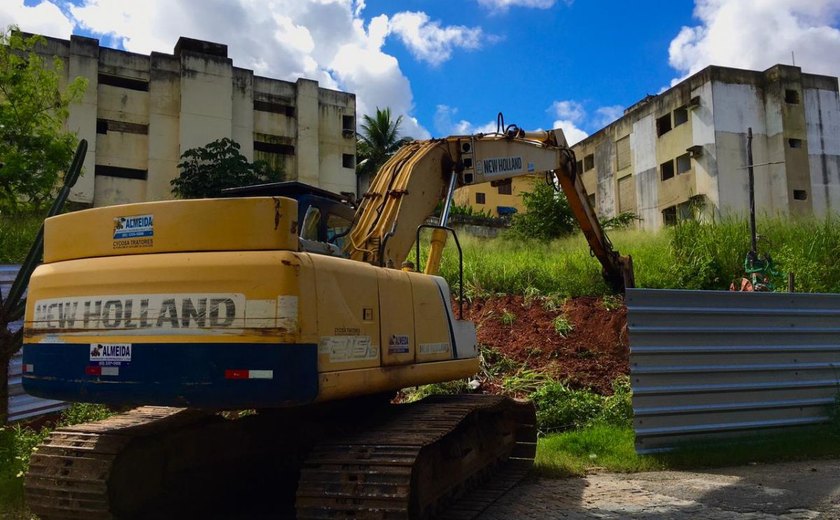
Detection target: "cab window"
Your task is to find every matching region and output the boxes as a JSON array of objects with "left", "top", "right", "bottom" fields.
[
  {"left": 301, "top": 206, "right": 321, "bottom": 241},
  {"left": 326, "top": 212, "right": 352, "bottom": 248}
]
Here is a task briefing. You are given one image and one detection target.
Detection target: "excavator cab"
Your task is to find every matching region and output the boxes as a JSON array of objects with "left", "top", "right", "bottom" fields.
[{"left": 222, "top": 181, "right": 355, "bottom": 248}]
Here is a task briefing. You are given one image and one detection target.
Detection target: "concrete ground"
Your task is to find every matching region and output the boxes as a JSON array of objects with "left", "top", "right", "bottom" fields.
[{"left": 479, "top": 459, "right": 840, "bottom": 519}]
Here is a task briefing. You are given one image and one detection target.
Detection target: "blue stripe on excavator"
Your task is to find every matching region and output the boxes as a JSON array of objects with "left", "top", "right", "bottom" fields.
[{"left": 22, "top": 342, "right": 318, "bottom": 409}]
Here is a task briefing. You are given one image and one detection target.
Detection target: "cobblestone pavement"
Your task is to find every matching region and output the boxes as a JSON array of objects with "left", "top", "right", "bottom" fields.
[{"left": 479, "top": 460, "right": 840, "bottom": 519}]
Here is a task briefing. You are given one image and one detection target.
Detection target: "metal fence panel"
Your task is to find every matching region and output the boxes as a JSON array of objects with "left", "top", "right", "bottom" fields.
[
  {"left": 2, "top": 265, "right": 66, "bottom": 423},
  {"left": 627, "top": 288, "right": 840, "bottom": 454}
]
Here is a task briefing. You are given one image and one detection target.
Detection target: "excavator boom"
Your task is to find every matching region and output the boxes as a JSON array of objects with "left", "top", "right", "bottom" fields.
[{"left": 346, "top": 126, "right": 634, "bottom": 291}]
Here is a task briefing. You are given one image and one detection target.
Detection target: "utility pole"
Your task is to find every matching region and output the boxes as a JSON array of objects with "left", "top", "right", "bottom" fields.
[{"left": 747, "top": 127, "right": 757, "bottom": 255}]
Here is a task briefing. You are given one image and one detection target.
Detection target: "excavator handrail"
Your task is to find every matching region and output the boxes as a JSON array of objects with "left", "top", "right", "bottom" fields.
[{"left": 415, "top": 224, "right": 464, "bottom": 319}]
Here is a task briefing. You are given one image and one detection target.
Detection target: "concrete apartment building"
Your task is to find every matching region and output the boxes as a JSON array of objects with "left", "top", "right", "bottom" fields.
[
  {"left": 454, "top": 64, "right": 839, "bottom": 231},
  {"left": 452, "top": 175, "right": 537, "bottom": 217},
  {"left": 573, "top": 64, "right": 840, "bottom": 231},
  {"left": 37, "top": 35, "right": 357, "bottom": 207}
]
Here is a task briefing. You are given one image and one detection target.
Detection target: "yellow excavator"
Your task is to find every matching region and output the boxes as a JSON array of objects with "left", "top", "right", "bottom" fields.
[{"left": 22, "top": 121, "right": 633, "bottom": 519}]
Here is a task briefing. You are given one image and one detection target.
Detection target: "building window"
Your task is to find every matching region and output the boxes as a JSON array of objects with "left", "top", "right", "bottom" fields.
[
  {"left": 342, "top": 115, "right": 355, "bottom": 138},
  {"left": 342, "top": 153, "right": 355, "bottom": 169},
  {"left": 793, "top": 189, "right": 808, "bottom": 200},
  {"left": 96, "top": 118, "right": 149, "bottom": 135},
  {"left": 94, "top": 165, "right": 148, "bottom": 180},
  {"left": 662, "top": 206, "right": 677, "bottom": 226},
  {"left": 254, "top": 99, "right": 295, "bottom": 116},
  {"left": 498, "top": 182, "right": 512, "bottom": 195},
  {"left": 656, "top": 114, "right": 672, "bottom": 136},
  {"left": 576, "top": 160, "right": 583, "bottom": 174},
  {"left": 677, "top": 201, "right": 694, "bottom": 221},
  {"left": 788, "top": 138, "right": 803, "bottom": 148},
  {"left": 254, "top": 133, "right": 294, "bottom": 173},
  {"left": 785, "top": 89, "right": 800, "bottom": 104},
  {"left": 676, "top": 153, "right": 692, "bottom": 174},
  {"left": 475, "top": 192, "right": 486, "bottom": 204},
  {"left": 583, "top": 154, "right": 594, "bottom": 171},
  {"left": 616, "top": 136, "right": 631, "bottom": 170},
  {"left": 587, "top": 193, "right": 595, "bottom": 211},
  {"left": 98, "top": 73, "right": 149, "bottom": 92},
  {"left": 661, "top": 159, "right": 675, "bottom": 181},
  {"left": 618, "top": 175, "right": 634, "bottom": 213},
  {"left": 673, "top": 106, "right": 688, "bottom": 127}
]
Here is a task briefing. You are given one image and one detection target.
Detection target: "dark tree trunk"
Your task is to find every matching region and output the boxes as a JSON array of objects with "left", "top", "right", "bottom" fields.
[{"left": 0, "top": 332, "right": 13, "bottom": 425}]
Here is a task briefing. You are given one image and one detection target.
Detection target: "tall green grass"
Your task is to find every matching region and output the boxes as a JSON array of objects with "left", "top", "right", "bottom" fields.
[
  {"left": 0, "top": 213, "right": 42, "bottom": 264},
  {"left": 432, "top": 216, "right": 840, "bottom": 296},
  {"left": 535, "top": 422, "right": 840, "bottom": 477}
]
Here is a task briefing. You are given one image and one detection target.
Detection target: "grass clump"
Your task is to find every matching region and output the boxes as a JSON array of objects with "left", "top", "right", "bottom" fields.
[
  {"left": 530, "top": 377, "right": 633, "bottom": 434},
  {"left": 535, "top": 424, "right": 658, "bottom": 477},
  {"left": 500, "top": 309, "right": 516, "bottom": 326},
  {"left": 0, "top": 403, "right": 114, "bottom": 512},
  {"left": 552, "top": 314, "right": 573, "bottom": 337}
]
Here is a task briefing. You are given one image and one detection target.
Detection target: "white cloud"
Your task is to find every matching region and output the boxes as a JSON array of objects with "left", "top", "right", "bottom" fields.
[
  {"left": 548, "top": 100, "right": 588, "bottom": 145},
  {"left": 0, "top": 0, "right": 73, "bottom": 39},
  {"left": 477, "top": 0, "right": 560, "bottom": 11},
  {"left": 388, "top": 12, "right": 482, "bottom": 66},
  {"left": 0, "top": 0, "right": 439, "bottom": 139},
  {"left": 551, "top": 119, "right": 587, "bottom": 146},
  {"left": 433, "top": 105, "right": 499, "bottom": 136},
  {"left": 549, "top": 100, "right": 585, "bottom": 124},
  {"left": 669, "top": 0, "right": 840, "bottom": 81},
  {"left": 594, "top": 105, "right": 624, "bottom": 127}
]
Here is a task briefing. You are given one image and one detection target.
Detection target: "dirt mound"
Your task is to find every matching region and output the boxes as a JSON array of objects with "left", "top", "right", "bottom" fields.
[{"left": 461, "top": 295, "right": 629, "bottom": 394}]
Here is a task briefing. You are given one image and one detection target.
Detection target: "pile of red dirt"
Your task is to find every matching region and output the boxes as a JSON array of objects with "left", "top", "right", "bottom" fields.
[{"left": 459, "top": 295, "right": 629, "bottom": 394}]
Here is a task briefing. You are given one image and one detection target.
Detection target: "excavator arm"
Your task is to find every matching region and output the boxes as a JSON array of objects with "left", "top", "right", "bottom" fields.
[{"left": 345, "top": 124, "right": 634, "bottom": 292}]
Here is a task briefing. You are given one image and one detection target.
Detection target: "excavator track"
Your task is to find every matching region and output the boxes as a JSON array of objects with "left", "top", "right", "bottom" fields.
[
  {"left": 24, "top": 406, "right": 208, "bottom": 520},
  {"left": 24, "top": 395, "right": 535, "bottom": 519},
  {"left": 296, "top": 394, "right": 537, "bottom": 519}
]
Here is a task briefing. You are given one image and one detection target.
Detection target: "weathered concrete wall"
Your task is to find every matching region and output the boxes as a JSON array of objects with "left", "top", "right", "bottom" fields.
[
  {"left": 295, "top": 78, "right": 320, "bottom": 188},
  {"left": 804, "top": 87, "right": 840, "bottom": 217},
  {"left": 66, "top": 36, "right": 99, "bottom": 204},
  {"left": 146, "top": 52, "right": 180, "bottom": 201},
  {"left": 691, "top": 81, "right": 718, "bottom": 221},
  {"left": 318, "top": 87, "right": 357, "bottom": 195},
  {"left": 595, "top": 137, "right": 616, "bottom": 218},
  {"left": 34, "top": 34, "right": 356, "bottom": 206},
  {"left": 632, "top": 115, "right": 659, "bottom": 230}
]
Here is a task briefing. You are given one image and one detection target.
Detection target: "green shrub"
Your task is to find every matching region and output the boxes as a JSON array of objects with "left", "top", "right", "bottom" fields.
[
  {"left": 529, "top": 378, "right": 634, "bottom": 433},
  {"left": 530, "top": 382, "right": 605, "bottom": 433},
  {"left": 597, "top": 377, "right": 634, "bottom": 427},
  {"left": 508, "top": 181, "right": 576, "bottom": 240}
]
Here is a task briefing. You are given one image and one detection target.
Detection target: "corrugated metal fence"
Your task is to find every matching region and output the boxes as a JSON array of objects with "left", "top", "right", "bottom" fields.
[
  {"left": 2, "top": 265, "right": 66, "bottom": 423},
  {"left": 627, "top": 288, "right": 840, "bottom": 454}
]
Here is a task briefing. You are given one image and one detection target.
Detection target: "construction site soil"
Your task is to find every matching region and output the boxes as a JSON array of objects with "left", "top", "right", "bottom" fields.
[{"left": 460, "top": 296, "right": 629, "bottom": 395}]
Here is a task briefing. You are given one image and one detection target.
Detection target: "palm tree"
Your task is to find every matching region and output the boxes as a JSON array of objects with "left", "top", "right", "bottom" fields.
[{"left": 356, "top": 107, "right": 412, "bottom": 195}]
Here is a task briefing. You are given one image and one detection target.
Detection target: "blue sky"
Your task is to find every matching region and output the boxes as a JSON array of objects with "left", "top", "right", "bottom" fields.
[{"left": 4, "top": 0, "right": 840, "bottom": 142}]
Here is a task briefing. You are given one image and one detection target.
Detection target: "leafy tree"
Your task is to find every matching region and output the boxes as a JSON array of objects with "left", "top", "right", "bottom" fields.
[
  {"left": 356, "top": 107, "right": 412, "bottom": 189},
  {"left": 170, "top": 138, "right": 282, "bottom": 198},
  {"left": 0, "top": 28, "right": 87, "bottom": 211},
  {"left": 509, "top": 180, "right": 576, "bottom": 240}
]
